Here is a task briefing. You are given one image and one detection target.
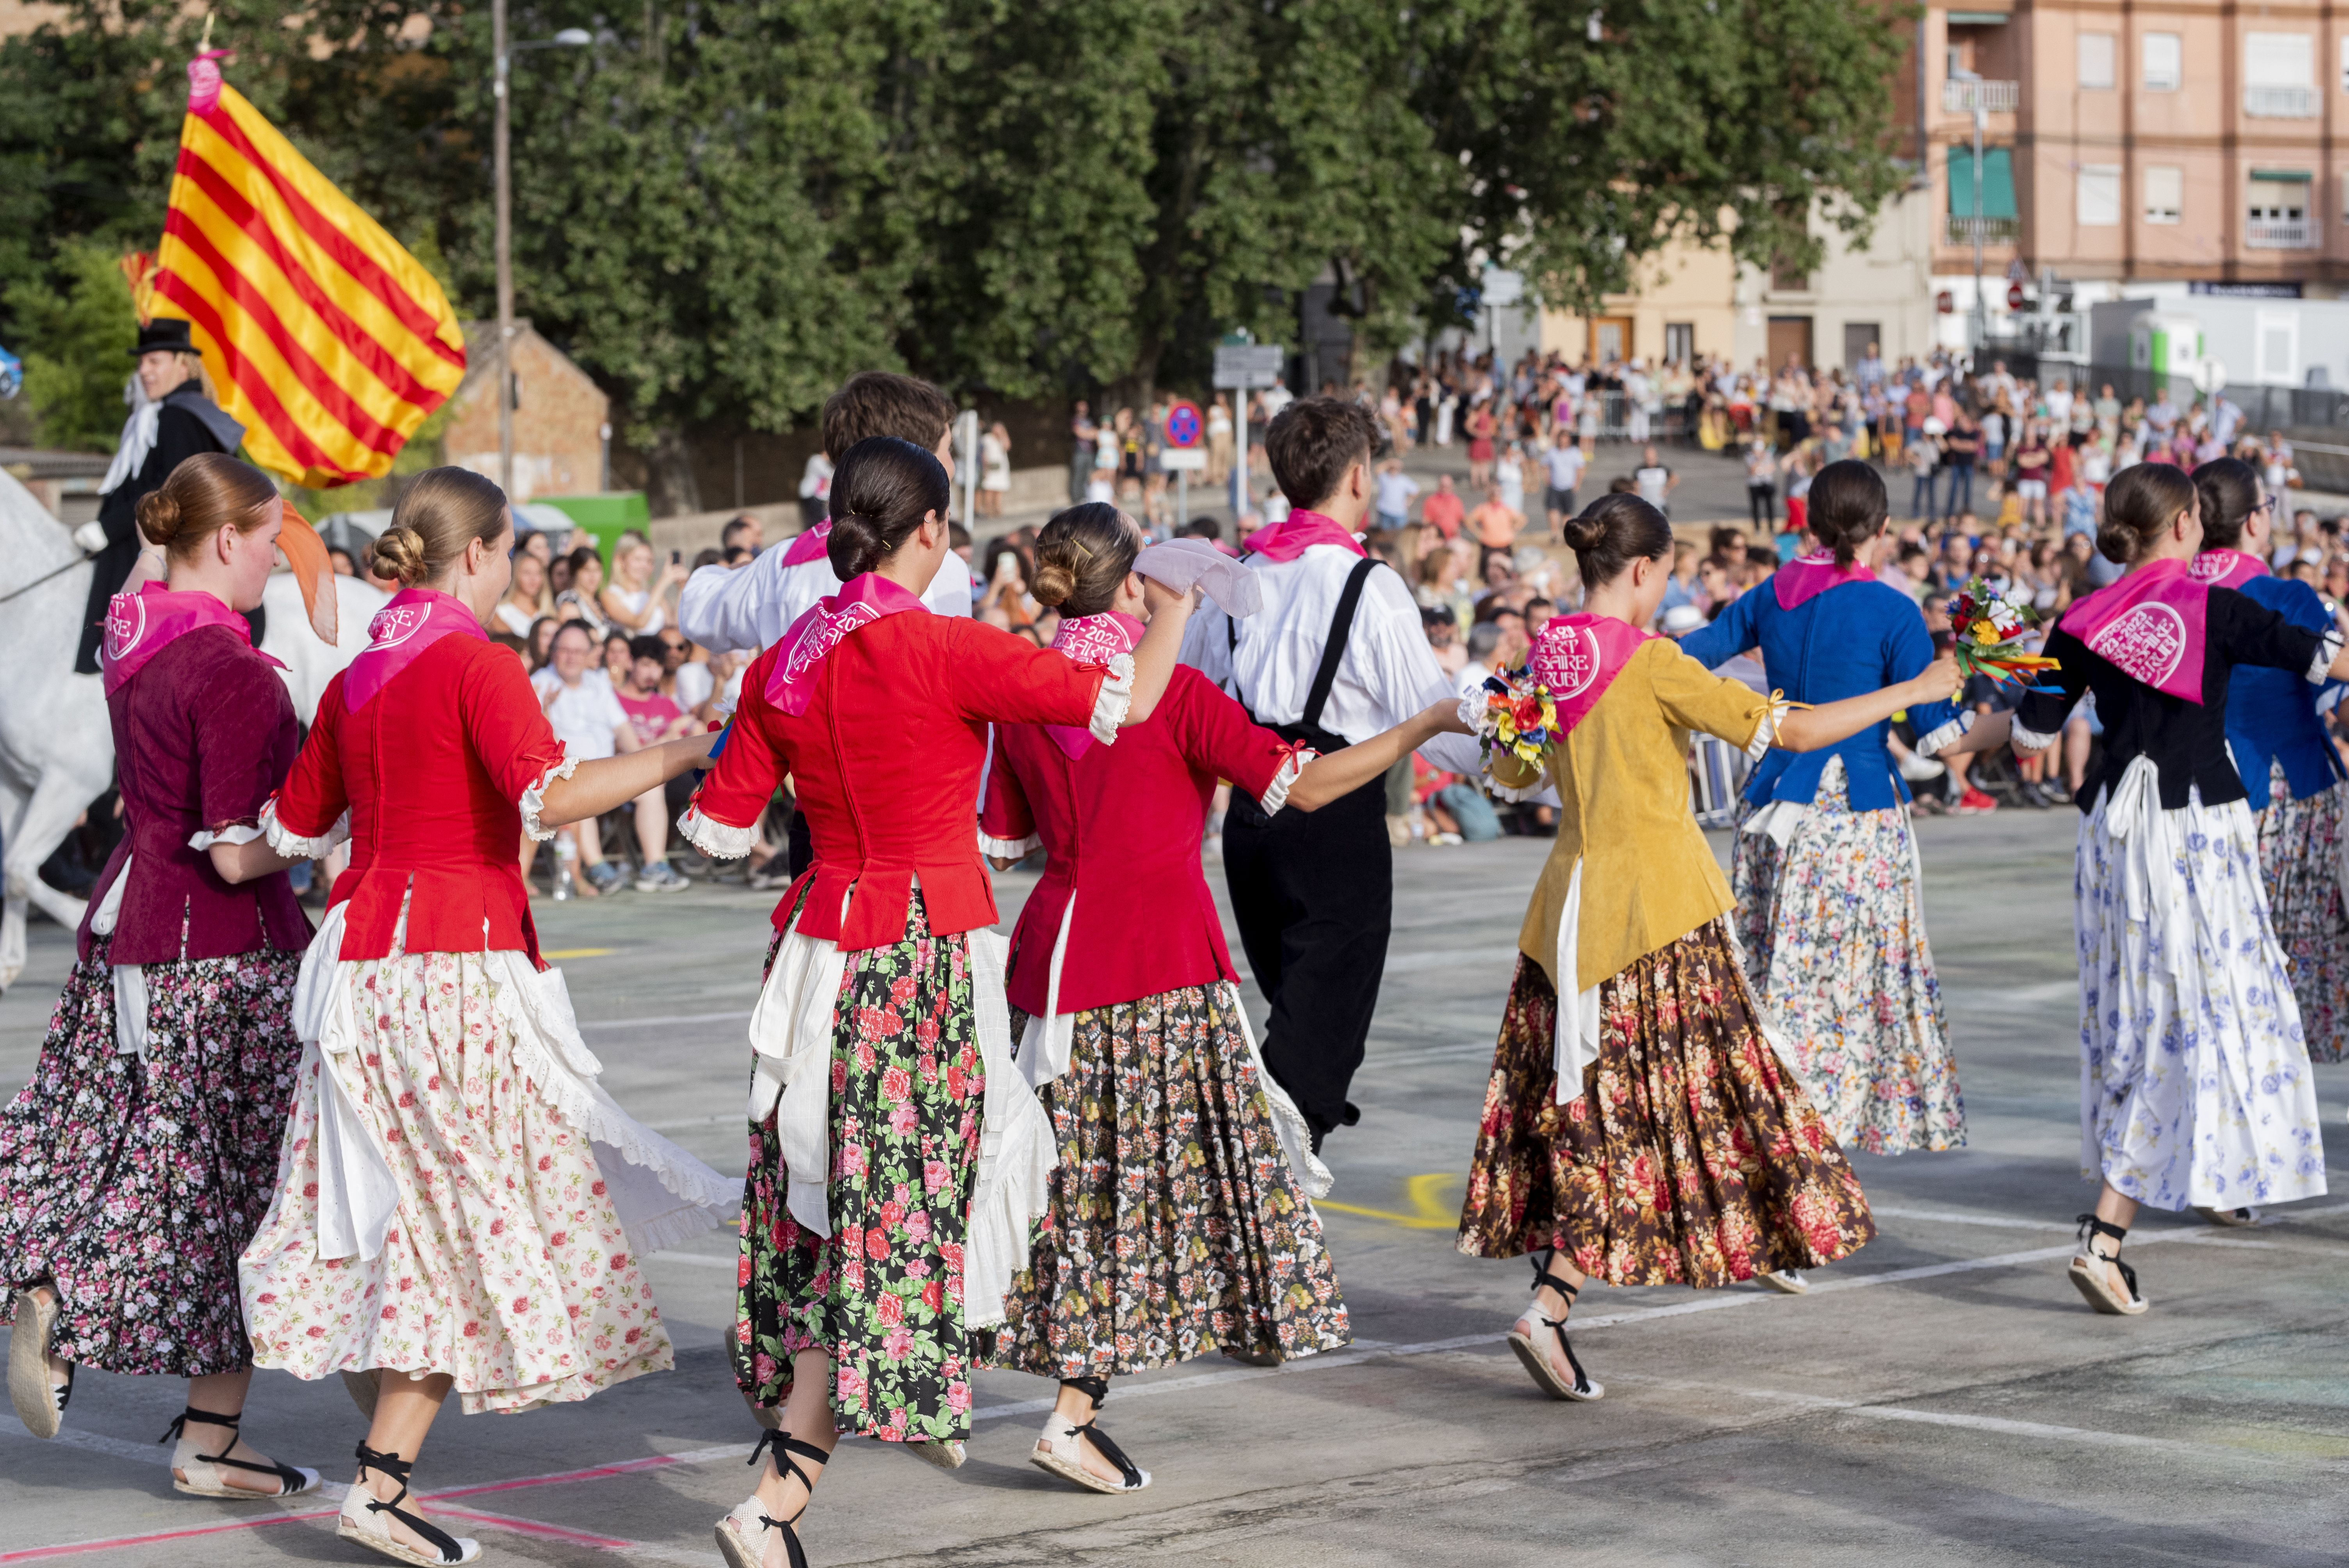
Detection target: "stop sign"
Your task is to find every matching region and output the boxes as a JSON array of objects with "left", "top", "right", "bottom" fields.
[
  {"left": 1164, "top": 399, "right": 1203, "bottom": 448},
  {"left": 1936, "top": 290, "right": 1955, "bottom": 315},
  {"left": 2006, "top": 281, "right": 2026, "bottom": 310}
]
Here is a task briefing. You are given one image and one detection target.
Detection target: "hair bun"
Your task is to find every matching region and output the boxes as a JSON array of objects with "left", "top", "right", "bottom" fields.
[
  {"left": 1559, "top": 514, "right": 1606, "bottom": 553},
  {"left": 2093, "top": 521, "right": 2135, "bottom": 566},
  {"left": 135, "top": 488, "right": 184, "bottom": 549},
  {"left": 372, "top": 524, "right": 430, "bottom": 585},
  {"left": 824, "top": 511, "right": 888, "bottom": 581},
  {"left": 1030, "top": 554, "right": 1076, "bottom": 608}
]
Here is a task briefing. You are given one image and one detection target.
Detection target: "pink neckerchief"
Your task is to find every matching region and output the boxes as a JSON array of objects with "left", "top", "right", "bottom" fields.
[
  {"left": 1043, "top": 611, "right": 1142, "bottom": 758},
  {"left": 1242, "top": 510, "right": 1367, "bottom": 562},
  {"left": 102, "top": 582, "right": 282, "bottom": 697},
  {"left": 2190, "top": 547, "right": 2269, "bottom": 591},
  {"left": 781, "top": 519, "right": 831, "bottom": 567},
  {"left": 2056, "top": 555, "right": 2208, "bottom": 704},
  {"left": 764, "top": 571, "right": 928, "bottom": 715},
  {"left": 1530, "top": 612, "right": 1659, "bottom": 735},
  {"left": 343, "top": 587, "right": 489, "bottom": 711},
  {"left": 1772, "top": 550, "right": 1877, "bottom": 610}
]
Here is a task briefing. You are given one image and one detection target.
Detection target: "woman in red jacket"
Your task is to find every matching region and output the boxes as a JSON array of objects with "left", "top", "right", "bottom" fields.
[
  {"left": 678, "top": 438, "right": 1198, "bottom": 1568},
  {"left": 3, "top": 455, "right": 327, "bottom": 1497},
  {"left": 978, "top": 504, "right": 1468, "bottom": 1493},
  {"left": 236, "top": 468, "right": 734, "bottom": 1568}
]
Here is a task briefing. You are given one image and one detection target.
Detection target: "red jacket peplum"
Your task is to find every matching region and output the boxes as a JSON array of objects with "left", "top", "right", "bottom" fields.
[
  {"left": 79, "top": 625, "right": 312, "bottom": 965},
  {"left": 273, "top": 634, "right": 567, "bottom": 964},
  {"left": 981, "top": 665, "right": 1300, "bottom": 1017},
  {"left": 689, "top": 611, "right": 1109, "bottom": 951}
]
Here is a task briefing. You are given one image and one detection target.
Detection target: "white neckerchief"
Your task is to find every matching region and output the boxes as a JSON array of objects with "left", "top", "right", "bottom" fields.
[{"left": 98, "top": 375, "right": 159, "bottom": 498}]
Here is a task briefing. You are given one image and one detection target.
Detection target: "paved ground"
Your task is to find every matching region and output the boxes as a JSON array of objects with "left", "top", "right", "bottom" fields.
[{"left": 5, "top": 809, "right": 2348, "bottom": 1566}]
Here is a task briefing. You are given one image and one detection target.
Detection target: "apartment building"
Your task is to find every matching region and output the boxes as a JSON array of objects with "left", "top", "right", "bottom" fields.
[{"left": 1930, "top": 2, "right": 2349, "bottom": 291}]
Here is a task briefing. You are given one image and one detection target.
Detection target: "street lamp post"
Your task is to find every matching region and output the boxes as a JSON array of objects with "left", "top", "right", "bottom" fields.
[{"left": 492, "top": 6, "right": 590, "bottom": 498}]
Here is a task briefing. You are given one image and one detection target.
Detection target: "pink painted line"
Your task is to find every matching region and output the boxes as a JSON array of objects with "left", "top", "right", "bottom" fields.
[
  {"left": 0, "top": 1508, "right": 337, "bottom": 1563},
  {"left": 431, "top": 1504, "right": 637, "bottom": 1549},
  {"left": 421, "top": 1450, "right": 689, "bottom": 1502}
]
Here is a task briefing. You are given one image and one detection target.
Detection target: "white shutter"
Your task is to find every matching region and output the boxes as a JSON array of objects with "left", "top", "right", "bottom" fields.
[
  {"left": 2078, "top": 34, "right": 2115, "bottom": 90},
  {"left": 2144, "top": 166, "right": 2183, "bottom": 224},
  {"left": 2245, "top": 33, "right": 2313, "bottom": 87},
  {"left": 2143, "top": 32, "right": 2182, "bottom": 90},
  {"left": 2077, "top": 166, "right": 2122, "bottom": 226}
]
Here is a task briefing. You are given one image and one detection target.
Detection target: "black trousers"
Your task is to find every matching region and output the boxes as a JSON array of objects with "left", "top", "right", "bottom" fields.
[{"left": 1221, "top": 771, "right": 1392, "bottom": 1139}]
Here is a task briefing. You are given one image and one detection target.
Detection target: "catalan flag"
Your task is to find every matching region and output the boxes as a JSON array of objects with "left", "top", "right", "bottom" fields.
[{"left": 149, "top": 50, "right": 465, "bottom": 488}]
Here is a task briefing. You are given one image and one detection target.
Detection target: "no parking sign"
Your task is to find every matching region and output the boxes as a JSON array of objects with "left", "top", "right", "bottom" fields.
[{"left": 1165, "top": 399, "right": 1203, "bottom": 448}]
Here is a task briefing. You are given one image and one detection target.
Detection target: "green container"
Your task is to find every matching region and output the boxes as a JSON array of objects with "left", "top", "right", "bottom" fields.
[{"left": 537, "top": 492, "right": 650, "bottom": 566}]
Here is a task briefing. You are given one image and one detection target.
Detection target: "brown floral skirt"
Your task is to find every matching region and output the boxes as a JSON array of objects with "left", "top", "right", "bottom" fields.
[
  {"left": 980, "top": 985, "right": 1347, "bottom": 1377},
  {"left": 1455, "top": 919, "right": 1876, "bottom": 1286}
]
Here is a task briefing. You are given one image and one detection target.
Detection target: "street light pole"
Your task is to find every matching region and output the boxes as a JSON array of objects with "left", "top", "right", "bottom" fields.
[{"left": 493, "top": 0, "right": 513, "bottom": 497}]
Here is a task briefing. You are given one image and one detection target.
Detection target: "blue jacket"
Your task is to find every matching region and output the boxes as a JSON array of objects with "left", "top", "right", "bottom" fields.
[
  {"left": 2225, "top": 572, "right": 2345, "bottom": 809},
  {"left": 1678, "top": 578, "right": 1959, "bottom": 810}
]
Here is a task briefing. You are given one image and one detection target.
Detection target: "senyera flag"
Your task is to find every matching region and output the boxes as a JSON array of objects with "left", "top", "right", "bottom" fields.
[{"left": 147, "top": 50, "right": 465, "bottom": 488}]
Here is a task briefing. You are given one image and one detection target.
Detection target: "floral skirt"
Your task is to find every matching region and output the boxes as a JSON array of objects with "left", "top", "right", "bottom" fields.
[
  {"left": 1455, "top": 921, "right": 1876, "bottom": 1286},
  {"left": 732, "top": 892, "right": 986, "bottom": 1443},
  {"left": 0, "top": 939, "right": 302, "bottom": 1377},
  {"left": 2253, "top": 766, "right": 2349, "bottom": 1064},
  {"left": 2075, "top": 790, "right": 2326, "bottom": 1210},
  {"left": 239, "top": 951, "right": 673, "bottom": 1414},
  {"left": 1732, "top": 764, "right": 1965, "bottom": 1155},
  {"left": 982, "top": 985, "right": 1347, "bottom": 1379}
]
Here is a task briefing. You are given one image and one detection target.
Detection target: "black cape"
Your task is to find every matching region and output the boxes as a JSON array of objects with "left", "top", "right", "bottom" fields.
[{"left": 74, "top": 386, "right": 245, "bottom": 674}]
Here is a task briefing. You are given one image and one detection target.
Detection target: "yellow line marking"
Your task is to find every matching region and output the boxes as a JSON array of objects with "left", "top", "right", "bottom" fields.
[
  {"left": 1319, "top": 1172, "right": 1460, "bottom": 1231},
  {"left": 540, "top": 948, "right": 616, "bottom": 959}
]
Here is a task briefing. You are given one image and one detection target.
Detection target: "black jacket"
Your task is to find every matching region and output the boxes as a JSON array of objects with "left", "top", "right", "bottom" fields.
[{"left": 74, "top": 386, "right": 244, "bottom": 674}]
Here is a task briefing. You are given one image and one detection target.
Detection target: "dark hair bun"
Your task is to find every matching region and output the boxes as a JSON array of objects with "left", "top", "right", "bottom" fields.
[
  {"left": 823, "top": 437, "right": 952, "bottom": 579},
  {"left": 1029, "top": 504, "right": 1137, "bottom": 616},
  {"left": 1559, "top": 513, "right": 1608, "bottom": 553},
  {"left": 1030, "top": 557, "right": 1077, "bottom": 608},
  {"left": 1561, "top": 493, "right": 1673, "bottom": 588},
  {"left": 824, "top": 511, "right": 890, "bottom": 581},
  {"left": 2093, "top": 519, "right": 2135, "bottom": 565},
  {"left": 135, "top": 488, "right": 185, "bottom": 549}
]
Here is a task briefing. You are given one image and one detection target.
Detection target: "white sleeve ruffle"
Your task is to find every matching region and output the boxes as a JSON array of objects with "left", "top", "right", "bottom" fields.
[
  {"left": 2011, "top": 717, "right": 2061, "bottom": 751},
  {"left": 1255, "top": 748, "right": 1317, "bottom": 816},
  {"left": 1087, "top": 654, "right": 1137, "bottom": 745},
  {"left": 259, "top": 796, "right": 350, "bottom": 859},
  {"left": 977, "top": 827, "right": 1041, "bottom": 860},
  {"left": 677, "top": 802, "right": 759, "bottom": 860},
  {"left": 517, "top": 748, "right": 580, "bottom": 843},
  {"left": 187, "top": 822, "right": 266, "bottom": 852},
  {"left": 2307, "top": 629, "right": 2343, "bottom": 685},
  {"left": 1912, "top": 711, "right": 1974, "bottom": 758},
  {"left": 1746, "top": 692, "right": 1797, "bottom": 760}
]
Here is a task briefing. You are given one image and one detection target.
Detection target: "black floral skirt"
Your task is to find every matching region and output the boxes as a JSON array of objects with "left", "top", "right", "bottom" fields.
[
  {"left": 0, "top": 938, "right": 303, "bottom": 1377},
  {"left": 982, "top": 984, "right": 1347, "bottom": 1378},
  {"left": 731, "top": 892, "right": 986, "bottom": 1442}
]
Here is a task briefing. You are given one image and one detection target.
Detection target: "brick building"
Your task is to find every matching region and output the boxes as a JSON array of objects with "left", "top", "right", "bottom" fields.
[{"left": 443, "top": 321, "right": 609, "bottom": 502}]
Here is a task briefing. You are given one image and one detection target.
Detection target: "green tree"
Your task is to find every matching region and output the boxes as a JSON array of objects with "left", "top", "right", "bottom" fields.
[{"left": 5, "top": 239, "right": 138, "bottom": 451}]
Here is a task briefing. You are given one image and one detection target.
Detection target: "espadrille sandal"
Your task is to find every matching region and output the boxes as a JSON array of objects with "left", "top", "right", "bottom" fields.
[
  {"left": 1031, "top": 1376, "right": 1149, "bottom": 1493},
  {"left": 715, "top": 1430, "right": 828, "bottom": 1568},
  {"left": 338, "top": 1443, "right": 480, "bottom": 1566},
  {"left": 1505, "top": 1249, "right": 1603, "bottom": 1401},
  {"left": 2068, "top": 1214, "right": 2149, "bottom": 1316},
  {"left": 7, "top": 1285, "right": 70, "bottom": 1440},
  {"left": 160, "top": 1406, "right": 319, "bottom": 1498}
]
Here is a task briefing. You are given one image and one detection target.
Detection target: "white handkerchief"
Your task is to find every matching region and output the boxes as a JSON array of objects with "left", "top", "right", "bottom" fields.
[{"left": 1134, "top": 538, "right": 1262, "bottom": 618}]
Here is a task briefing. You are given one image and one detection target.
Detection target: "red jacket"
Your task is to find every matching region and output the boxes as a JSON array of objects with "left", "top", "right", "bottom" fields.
[
  {"left": 274, "top": 635, "right": 565, "bottom": 964},
  {"left": 690, "top": 611, "right": 1107, "bottom": 951},
  {"left": 80, "top": 625, "right": 311, "bottom": 965},
  {"left": 982, "top": 665, "right": 1298, "bottom": 1016}
]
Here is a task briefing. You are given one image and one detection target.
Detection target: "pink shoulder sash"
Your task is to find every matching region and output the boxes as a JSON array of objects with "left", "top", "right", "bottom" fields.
[
  {"left": 342, "top": 588, "right": 489, "bottom": 711},
  {"left": 1772, "top": 551, "right": 1877, "bottom": 611},
  {"left": 102, "top": 582, "right": 281, "bottom": 697},
  {"left": 1043, "top": 611, "right": 1142, "bottom": 758},
  {"left": 2056, "top": 556, "right": 2208, "bottom": 703},
  {"left": 1242, "top": 510, "right": 1367, "bottom": 562},
  {"left": 764, "top": 572, "right": 928, "bottom": 716},
  {"left": 1529, "top": 613, "right": 1659, "bottom": 736},
  {"left": 2189, "top": 548, "right": 2267, "bottom": 591}
]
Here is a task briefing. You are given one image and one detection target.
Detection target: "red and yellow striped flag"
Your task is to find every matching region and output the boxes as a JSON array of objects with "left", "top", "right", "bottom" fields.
[{"left": 150, "top": 51, "right": 466, "bottom": 488}]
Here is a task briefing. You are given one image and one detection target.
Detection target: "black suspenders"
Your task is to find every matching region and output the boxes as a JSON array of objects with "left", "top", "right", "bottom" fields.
[{"left": 1228, "top": 554, "right": 1381, "bottom": 741}]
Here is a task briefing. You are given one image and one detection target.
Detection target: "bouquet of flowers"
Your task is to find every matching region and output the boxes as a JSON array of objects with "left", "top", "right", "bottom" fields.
[
  {"left": 1944, "top": 577, "right": 2061, "bottom": 687},
  {"left": 1464, "top": 665, "right": 1559, "bottom": 772}
]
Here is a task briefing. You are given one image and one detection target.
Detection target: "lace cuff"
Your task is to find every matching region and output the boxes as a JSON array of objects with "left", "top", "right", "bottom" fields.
[
  {"left": 1255, "top": 748, "right": 1317, "bottom": 816},
  {"left": 1912, "top": 711, "right": 1973, "bottom": 758},
  {"left": 977, "top": 827, "right": 1041, "bottom": 860},
  {"left": 259, "top": 796, "right": 349, "bottom": 858},
  {"left": 1486, "top": 766, "right": 1551, "bottom": 804},
  {"left": 677, "top": 802, "right": 758, "bottom": 859},
  {"left": 1088, "top": 654, "right": 1137, "bottom": 745},
  {"left": 187, "top": 822, "right": 266, "bottom": 852},
  {"left": 517, "top": 748, "right": 580, "bottom": 843},
  {"left": 2307, "top": 629, "right": 2343, "bottom": 685},
  {"left": 2011, "top": 717, "right": 2060, "bottom": 751},
  {"left": 1746, "top": 691, "right": 1798, "bottom": 761}
]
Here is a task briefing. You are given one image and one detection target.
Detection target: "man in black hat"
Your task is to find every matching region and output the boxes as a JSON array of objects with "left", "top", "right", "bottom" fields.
[{"left": 71, "top": 317, "right": 246, "bottom": 673}]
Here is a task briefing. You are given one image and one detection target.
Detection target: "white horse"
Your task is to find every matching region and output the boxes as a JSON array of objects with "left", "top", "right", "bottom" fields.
[
  {"left": 0, "top": 470, "right": 113, "bottom": 991},
  {"left": 0, "top": 473, "right": 387, "bottom": 989}
]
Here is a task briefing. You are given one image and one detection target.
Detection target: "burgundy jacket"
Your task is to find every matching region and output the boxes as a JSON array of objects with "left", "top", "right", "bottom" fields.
[{"left": 79, "top": 625, "right": 312, "bottom": 964}]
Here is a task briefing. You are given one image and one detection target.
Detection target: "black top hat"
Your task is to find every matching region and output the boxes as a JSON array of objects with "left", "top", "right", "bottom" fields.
[{"left": 130, "top": 318, "right": 198, "bottom": 358}]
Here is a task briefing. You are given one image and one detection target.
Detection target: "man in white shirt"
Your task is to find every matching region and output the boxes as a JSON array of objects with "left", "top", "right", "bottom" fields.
[
  {"left": 679, "top": 371, "right": 970, "bottom": 658},
  {"left": 1633, "top": 445, "right": 1677, "bottom": 516},
  {"left": 1180, "top": 397, "right": 1481, "bottom": 1149},
  {"left": 1372, "top": 459, "right": 1420, "bottom": 532},
  {"left": 537, "top": 620, "right": 646, "bottom": 895},
  {"left": 1541, "top": 435, "right": 1585, "bottom": 535}
]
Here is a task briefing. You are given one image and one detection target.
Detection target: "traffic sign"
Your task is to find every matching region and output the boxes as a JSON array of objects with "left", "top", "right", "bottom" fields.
[
  {"left": 1160, "top": 449, "right": 1208, "bottom": 471},
  {"left": 1213, "top": 344, "right": 1285, "bottom": 390},
  {"left": 1164, "top": 399, "right": 1203, "bottom": 448},
  {"left": 2006, "top": 281, "right": 2026, "bottom": 310},
  {"left": 1936, "top": 290, "right": 1955, "bottom": 315},
  {"left": 2006, "top": 257, "right": 2029, "bottom": 283}
]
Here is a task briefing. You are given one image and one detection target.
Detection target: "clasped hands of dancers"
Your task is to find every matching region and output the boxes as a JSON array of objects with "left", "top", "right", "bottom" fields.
[{"left": 7, "top": 382, "right": 2340, "bottom": 1568}]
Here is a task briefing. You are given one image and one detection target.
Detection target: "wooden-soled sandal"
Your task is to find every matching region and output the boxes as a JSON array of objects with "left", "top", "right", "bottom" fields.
[
  {"left": 161, "top": 1406, "right": 321, "bottom": 1498},
  {"left": 2068, "top": 1214, "right": 2150, "bottom": 1316},
  {"left": 1504, "top": 1249, "right": 1604, "bottom": 1401},
  {"left": 2195, "top": 1205, "right": 2262, "bottom": 1228}
]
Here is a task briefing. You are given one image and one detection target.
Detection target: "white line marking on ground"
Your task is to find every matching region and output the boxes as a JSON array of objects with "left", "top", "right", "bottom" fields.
[
  {"left": 651, "top": 1250, "right": 741, "bottom": 1271},
  {"left": 578, "top": 1009, "right": 755, "bottom": 1031}
]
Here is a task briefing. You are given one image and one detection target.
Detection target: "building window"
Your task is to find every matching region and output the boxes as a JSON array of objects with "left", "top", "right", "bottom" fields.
[
  {"left": 2078, "top": 33, "right": 2115, "bottom": 90},
  {"left": 2247, "top": 174, "right": 2314, "bottom": 249},
  {"left": 2142, "top": 32, "right": 2182, "bottom": 91},
  {"left": 2077, "top": 165, "right": 2121, "bottom": 226},
  {"left": 2245, "top": 34, "right": 2317, "bottom": 117},
  {"left": 1946, "top": 146, "right": 2018, "bottom": 243},
  {"left": 1664, "top": 323, "right": 1695, "bottom": 365},
  {"left": 1769, "top": 260, "right": 1811, "bottom": 293},
  {"left": 2144, "top": 166, "right": 2183, "bottom": 225},
  {"left": 2340, "top": 34, "right": 2349, "bottom": 93}
]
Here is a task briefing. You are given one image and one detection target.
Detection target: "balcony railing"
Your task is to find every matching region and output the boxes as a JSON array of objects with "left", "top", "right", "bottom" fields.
[
  {"left": 2244, "top": 85, "right": 2319, "bottom": 118},
  {"left": 1945, "top": 214, "right": 2020, "bottom": 246},
  {"left": 1943, "top": 78, "right": 2019, "bottom": 114},
  {"left": 2246, "top": 217, "right": 2315, "bottom": 249}
]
